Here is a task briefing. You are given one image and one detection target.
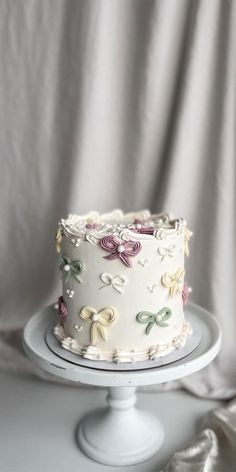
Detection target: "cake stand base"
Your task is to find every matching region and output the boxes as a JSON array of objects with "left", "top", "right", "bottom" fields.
[
  {"left": 23, "top": 303, "right": 221, "bottom": 467},
  {"left": 77, "top": 386, "right": 164, "bottom": 466}
]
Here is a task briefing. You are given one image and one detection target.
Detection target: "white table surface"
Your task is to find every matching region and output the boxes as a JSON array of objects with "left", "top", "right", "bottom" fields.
[{"left": 0, "top": 370, "right": 223, "bottom": 472}]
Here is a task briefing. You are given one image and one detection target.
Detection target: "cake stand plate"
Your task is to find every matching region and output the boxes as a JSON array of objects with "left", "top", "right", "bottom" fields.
[{"left": 23, "top": 303, "right": 221, "bottom": 466}]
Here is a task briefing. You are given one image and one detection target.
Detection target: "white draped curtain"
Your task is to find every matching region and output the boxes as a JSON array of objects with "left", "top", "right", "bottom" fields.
[{"left": 0, "top": 0, "right": 235, "bottom": 399}]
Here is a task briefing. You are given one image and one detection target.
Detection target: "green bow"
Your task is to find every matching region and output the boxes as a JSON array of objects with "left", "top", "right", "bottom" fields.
[
  {"left": 60, "top": 254, "right": 84, "bottom": 284},
  {"left": 136, "top": 307, "right": 172, "bottom": 335}
]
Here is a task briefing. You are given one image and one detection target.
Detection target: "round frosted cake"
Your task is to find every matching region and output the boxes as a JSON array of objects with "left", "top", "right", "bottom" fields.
[{"left": 54, "top": 210, "right": 193, "bottom": 363}]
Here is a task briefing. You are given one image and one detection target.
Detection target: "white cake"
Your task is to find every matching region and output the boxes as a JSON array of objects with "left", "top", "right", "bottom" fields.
[{"left": 54, "top": 210, "right": 193, "bottom": 363}]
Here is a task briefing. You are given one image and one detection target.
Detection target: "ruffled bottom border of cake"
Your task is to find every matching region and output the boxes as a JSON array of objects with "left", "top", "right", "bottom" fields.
[{"left": 54, "top": 322, "right": 193, "bottom": 364}]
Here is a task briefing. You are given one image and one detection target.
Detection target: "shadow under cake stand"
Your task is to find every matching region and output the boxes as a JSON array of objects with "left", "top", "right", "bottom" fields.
[{"left": 23, "top": 302, "right": 221, "bottom": 466}]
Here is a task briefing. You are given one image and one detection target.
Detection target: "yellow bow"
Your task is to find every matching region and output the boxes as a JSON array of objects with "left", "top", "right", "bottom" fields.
[
  {"left": 161, "top": 268, "right": 185, "bottom": 298},
  {"left": 80, "top": 306, "right": 118, "bottom": 345},
  {"left": 55, "top": 226, "right": 63, "bottom": 253},
  {"left": 184, "top": 228, "right": 193, "bottom": 256}
]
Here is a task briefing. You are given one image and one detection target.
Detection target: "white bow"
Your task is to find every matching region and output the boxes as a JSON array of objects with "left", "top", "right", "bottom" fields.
[
  {"left": 157, "top": 244, "right": 175, "bottom": 261},
  {"left": 100, "top": 273, "right": 128, "bottom": 294}
]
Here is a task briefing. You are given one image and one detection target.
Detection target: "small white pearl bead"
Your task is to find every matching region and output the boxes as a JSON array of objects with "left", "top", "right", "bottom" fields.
[
  {"left": 92, "top": 313, "right": 99, "bottom": 321},
  {"left": 54, "top": 303, "right": 59, "bottom": 310},
  {"left": 64, "top": 264, "right": 70, "bottom": 272},
  {"left": 117, "top": 245, "right": 124, "bottom": 253},
  {"left": 136, "top": 223, "right": 142, "bottom": 229}
]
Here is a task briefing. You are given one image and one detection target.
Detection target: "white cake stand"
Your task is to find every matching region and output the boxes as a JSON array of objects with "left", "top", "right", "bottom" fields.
[{"left": 23, "top": 303, "right": 221, "bottom": 466}]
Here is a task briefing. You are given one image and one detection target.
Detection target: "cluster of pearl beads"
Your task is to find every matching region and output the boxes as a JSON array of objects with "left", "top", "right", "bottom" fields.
[
  {"left": 66, "top": 289, "right": 74, "bottom": 298},
  {"left": 71, "top": 238, "right": 80, "bottom": 247},
  {"left": 74, "top": 324, "right": 83, "bottom": 332}
]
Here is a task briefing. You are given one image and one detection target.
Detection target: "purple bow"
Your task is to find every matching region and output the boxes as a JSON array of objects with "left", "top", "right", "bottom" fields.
[
  {"left": 182, "top": 282, "right": 191, "bottom": 306},
  {"left": 136, "top": 227, "right": 154, "bottom": 235},
  {"left": 130, "top": 218, "right": 154, "bottom": 235},
  {"left": 57, "top": 296, "right": 68, "bottom": 320},
  {"left": 85, "top": 223, "right": 98, "bottom": 230},
  {"left": 100, "top": 235, "right": 141, "bottom": 268}
]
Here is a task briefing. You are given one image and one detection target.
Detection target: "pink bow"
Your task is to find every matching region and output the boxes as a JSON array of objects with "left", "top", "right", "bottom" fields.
[{"left": 100, "top": 235, "right": 141, "bottom": 268}]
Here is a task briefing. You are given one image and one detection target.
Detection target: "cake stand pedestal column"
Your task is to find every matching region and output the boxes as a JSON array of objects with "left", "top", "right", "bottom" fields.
[
  {"left": 23, "top": 303, "right": 221, "bottom": 467},
  {"left": 77, "top": 386, "right": 164, "bottom": 465}
]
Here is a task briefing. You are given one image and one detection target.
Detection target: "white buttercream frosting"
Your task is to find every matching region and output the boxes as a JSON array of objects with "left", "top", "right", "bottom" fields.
[{"left": 54, "top": 209, "right": 193, "bottom": 363}]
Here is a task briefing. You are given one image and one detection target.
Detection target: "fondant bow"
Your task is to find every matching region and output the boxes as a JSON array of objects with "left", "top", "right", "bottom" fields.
[
  {"left": 161, "top": 268, "right": 185, "bottom": 298},
  {"left": 60, "top": 254, "right": 84, "bottom": 284},
  {"left": 80, "top": 306, "right": 118, "bottom": 345},
  {"left": 136, "top": 307, "right": 172, "bottom": 335},
  {"left": 100, "top": 273, "right": 128, "bottom": 294},
  {"left": 100, "top": 235, "right": 141, "bottom": 268}
]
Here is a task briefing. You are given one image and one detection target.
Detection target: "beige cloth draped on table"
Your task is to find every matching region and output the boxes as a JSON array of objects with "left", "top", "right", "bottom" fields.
[
  {"left": 164, "top": 398, "right": 236, "bottom": 472},
  {"left": 0, "top": 1, "right": 236, "bottom": 467}
]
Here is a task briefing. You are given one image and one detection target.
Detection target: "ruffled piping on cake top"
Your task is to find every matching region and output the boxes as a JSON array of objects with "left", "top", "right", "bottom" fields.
[{"left": 57, "top": 209, "right": 189, "bottom": 243}]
